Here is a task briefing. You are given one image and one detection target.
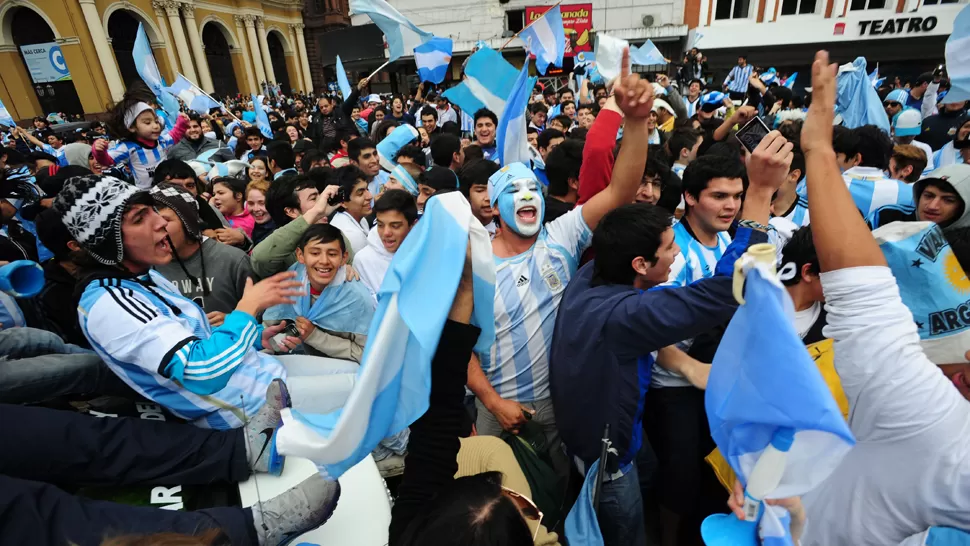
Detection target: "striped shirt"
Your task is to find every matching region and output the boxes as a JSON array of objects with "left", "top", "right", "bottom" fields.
[
  {"left": 724, "top": 64, "right": 754, "bottom": 94},
  {"left": 481, "top": 206, "right": 593, "bottom": 402},
  {"left": 683, "top": 96, "right": 701, "bottom": 118},
  {"left": 460, "top": 110, "right": 475, "bottom": 134},
  {"left": 776, "top": 195, "right": 811, "bottom": 227},
  {"left": 842, "top": 166, "right": 915, "bottom": 218},
  {"left": 78, "top": 271, "right": 284, "bottom": 429},
  {"left": 39, "top": 143, "right": 68, "bottom": 166},
  {"left": 105, "top": 135, "right": 177, "bottom": 189}
]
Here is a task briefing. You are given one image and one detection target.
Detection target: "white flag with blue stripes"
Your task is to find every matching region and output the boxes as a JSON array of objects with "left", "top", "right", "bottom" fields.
[
  {"left": 519, "top": 5, "right": 565, "bottom": 75},
  {"left": 442, "top": 47, "right": 518, "bottom": 118},
  {"left": 0, "top": 96, "right": 15, "bottom": 127},
  {"left": 414, "top": 37, "right": 453, "bottom": 84},
  {"left": 276, "top": 192, "right": 496, "bottom": 479},
  {"left": 133, "top": 23, "right": 180, "bottom": 119},
  {"left": 335, "top": 55, "right": 352, "bottom": 99},
  {"left": 350, "top": 0, "right": 432, "bottom": 61},
  {"left": 497, "top": 61, "right": 537, "bottom": 166},
  {"left": 943, "top": 3, "right": 970, "bottom": 104},
  {"left": 701, "top": 263, "right": 854, "bottom": 546},
  {"left": 165, "top": 74, "right": 219, "bottom": 115},
  {"left": 251, "top": 94, "right": 273, "bottom": 139},
  {"left": 630, "top": 39, "right": 667, "bottom": 66}
]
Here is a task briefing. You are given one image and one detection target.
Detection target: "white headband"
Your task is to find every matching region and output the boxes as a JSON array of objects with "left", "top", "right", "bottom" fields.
[{"left": 124, "top": 102, "right": 154, "bottom": 128}]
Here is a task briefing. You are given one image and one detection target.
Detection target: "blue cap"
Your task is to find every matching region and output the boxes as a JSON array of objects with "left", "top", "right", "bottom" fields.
[{"left": 884, "top": 88, "right": 910, "bottom": 104}]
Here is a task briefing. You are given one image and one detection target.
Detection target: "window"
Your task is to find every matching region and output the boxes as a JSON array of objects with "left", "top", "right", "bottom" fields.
[
  {"left": 781, "top": 0, "right": 817, "bottom": 14},
  {"left": 506, "top": 9, "right": 525, "bottom": 32},
  {"left": 849, "top": 0, "right": 886, "bottom": 10},
  {"left": 921, "top": 0, "right": 960, "bottom": 5},
  {"left": 714, "top": 0, "right": 751, "bottom": 19}
]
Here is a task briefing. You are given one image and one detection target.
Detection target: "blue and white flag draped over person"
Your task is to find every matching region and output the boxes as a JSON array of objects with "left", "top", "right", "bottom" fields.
[
  {"left": 165, "top": 74, "right": 219, "bottom": 115},
  {"left": 782, "top": 72, "right": 798, "bottom": 90},
  {"left": 335, "top": 55, "right": 352, "bottom": 99},
  {"left": 133, "top": 23, "right": 180, "bottom": 120},
  {"left": 275, "top": 192, "right": 496, "bottom": 479},
  {"left": 414, "top": 37, "right": 453, "bottom": 84},
  {"left": 564, "top": 459, "right": 605, "bottom": 546},
  {"left": 442, "top": 47, "right": 519, "bottom": 118},
  {"left": 0, "top": 97, "right": 15, "bottom": 127},
  {"left": 518, "top": 4, "right": 565, "bottom": 75},
  {"left": 251, "top": 94, "right": 273, "bottom": 138},
  {"left": 263, "top": 263, "right": 375, "bottom": 335},
  {"left": 350, "top": 0, "right": 432, "bottom": 61},
  {"left": 942, "top": 3, "right": 970, "bottom": 104},
  {"left": 701, "top": 263, "right": 854, "bottom": 546},
  {"left": 835, "top": 57, "right": 890, "bottom": 132},
  {"left": 630, "top": 39, "right": 667, "bottom": 66},
  {"left": 377, "top": 124, "right": 419, "bottom": 171},
  {"left": 497, "top": 61, "right": 537, "bottom": 167}
]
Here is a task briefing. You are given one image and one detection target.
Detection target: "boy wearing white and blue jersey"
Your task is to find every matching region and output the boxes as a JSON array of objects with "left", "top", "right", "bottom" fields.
[
  {"left": 772, "top": 147, "right": 810, "bottom": 227},
  {"left": 668, "top": 127, "right": 704, "bottom": 214},
  {"left": 834, "top": 124, "right": 915, "bottom": 218},
  {"left": 683, "top": 79, "right": 703, "bottom": 118}
]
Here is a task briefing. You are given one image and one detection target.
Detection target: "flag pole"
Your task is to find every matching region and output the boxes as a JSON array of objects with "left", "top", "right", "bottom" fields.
[
  {"left": 365, "top": 60, "right": 392, "bottom": 83},
  {"left": 499, "top": 0, "right": 564, "bottom": 51},
  {"left": 178, "top": 73, "right": 243, "bottom": 124}
]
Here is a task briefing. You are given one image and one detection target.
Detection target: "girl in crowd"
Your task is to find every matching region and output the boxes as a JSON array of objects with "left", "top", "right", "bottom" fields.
[
  {"left": 248, "top": 156, "right": 271, "bottom": 184},
  {"left": 367, "top": 109, "right": 386, "bottom": 139},
  {"left": 387, "top": 94, "right": 416, "bottom": 126},
  {"left": 245, "top": 179, "right": 275, "bottom": 246},
  {"left": 373, "top": 119, "right": 400, "bottom": 144},
  {"left": 210, "top": 176, "right": 254, "bottom": 241},
  {"left": 285, "top": 124, "right": 303, "bottom": 146}
]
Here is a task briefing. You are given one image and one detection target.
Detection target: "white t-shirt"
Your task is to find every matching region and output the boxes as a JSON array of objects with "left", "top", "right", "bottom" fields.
[
  {"left": 801, "top": 266, "right": 970, "bottom": 545},
  {"left": 330, "top": 211, "right": 370, "bottom": 255},
  {"left": 354, "top": 226, "right": 393, "bottom": 301},
  {"left": 794, "top": 301, "right": 821, "bottom": 340}
]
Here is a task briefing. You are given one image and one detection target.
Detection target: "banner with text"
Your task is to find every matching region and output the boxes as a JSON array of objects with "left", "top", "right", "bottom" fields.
[
  {"left": 525, "top": 3, "right": 592, "bottom": 58},
  {"left": 19, "top": 42, "right": 72, "bottom": 83}
]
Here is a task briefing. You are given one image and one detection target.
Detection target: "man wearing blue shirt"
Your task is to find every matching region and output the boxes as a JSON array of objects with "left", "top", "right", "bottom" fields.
[
  {"left": 473, "top": 108, "right": 499, "bottom": 163},
  {"left": 723, "top": 55, "right": 753, "bottom": 101}
]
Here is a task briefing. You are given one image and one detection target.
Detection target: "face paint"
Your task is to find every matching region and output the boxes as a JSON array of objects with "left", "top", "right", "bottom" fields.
[{"left": 498, "top": 178, "right": 544, "bottom": 237}]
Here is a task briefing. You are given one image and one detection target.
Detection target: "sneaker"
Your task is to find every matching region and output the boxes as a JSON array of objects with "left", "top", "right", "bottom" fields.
[
  {"left": 375, "top": 453, "right": 406, "bottom": 478},
  {"left": 246, "top": 379, "right": 291, "bottom": 475},
  {"left": 250, "top": 473, "right": 341, "bottom": 546}
]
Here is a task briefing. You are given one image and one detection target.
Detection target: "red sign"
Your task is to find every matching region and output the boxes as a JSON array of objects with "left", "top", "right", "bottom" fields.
[{"left": 525, "top": 3, "right": 593, "bottom": 58}]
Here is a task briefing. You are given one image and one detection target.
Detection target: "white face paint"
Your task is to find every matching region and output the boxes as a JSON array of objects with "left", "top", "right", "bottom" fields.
[{"left": 498, "top": 177, "right": 543, "bottom": 238}]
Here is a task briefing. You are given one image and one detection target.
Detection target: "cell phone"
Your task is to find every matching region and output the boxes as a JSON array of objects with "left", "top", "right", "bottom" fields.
[
  {"left": 281, "top": 320, "right": 301, "bottom": 338},
  {"left": 327, "top": 186, "right": 346, "bottom": 206},
  {"left": 735, "top": 116, "right": 771, "bottom": 154}
]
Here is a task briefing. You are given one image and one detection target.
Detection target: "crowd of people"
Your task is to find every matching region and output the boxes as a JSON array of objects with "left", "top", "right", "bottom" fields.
[{"left": 0, "top": 34, "right": 969, "bottom": 546}]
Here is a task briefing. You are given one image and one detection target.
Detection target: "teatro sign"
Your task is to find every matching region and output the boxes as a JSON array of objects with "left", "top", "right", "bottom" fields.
[{"left": 857, "top": 15, "right": 938, "bottom": 36}]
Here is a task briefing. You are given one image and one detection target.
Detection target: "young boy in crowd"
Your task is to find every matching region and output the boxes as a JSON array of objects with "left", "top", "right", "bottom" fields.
[
  {"left": 889, "top": 144, "right": 928, "bottom": 183},
  {"left": 354, "top": 190, "right": 419, "bottom": 299},
  {"left": 328, "top": 166, "right": 374, "bottom": 255},
  {"left": 458, "top": 159, "right": 500, "bottom": 236}
]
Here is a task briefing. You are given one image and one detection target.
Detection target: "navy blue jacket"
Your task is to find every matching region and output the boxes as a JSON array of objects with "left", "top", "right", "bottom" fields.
[{"left": 549, "top": 228, "right": 767, "bottom": 469}]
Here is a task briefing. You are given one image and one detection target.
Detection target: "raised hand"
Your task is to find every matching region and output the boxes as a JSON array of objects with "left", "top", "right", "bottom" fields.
[
  {"left": 747, "top": 131, "right": 794, "bottom": 193},
  {"left": 801, "top": 50, "right": 838, "bottom": 156},
  {"left": 612, "top": 48, "right": 655, "bottom": 119},
  {"left": 235, "top": 271, "right": 304, "bottom": 318}
]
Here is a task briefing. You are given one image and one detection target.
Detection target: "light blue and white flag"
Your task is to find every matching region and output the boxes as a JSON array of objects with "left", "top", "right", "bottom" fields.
[
  {"left": 943, "top": 3, "right": 970, "bottom": 104},
  {"left": 133, "top": 23, "right": 180, "bottom": 120},
  {"left": 0, "top": 96, "right": 15, "bottom": 127},
  {"left": 782, "top": 72, "right": 798, "bottom": 90},
  {"left": 496, "top": 61, "right": 537, "bottom": 167},
  {"left": 414, "top": 36, "right": 453, "bottom": 84},
  {"left": 564, "top": 459, "right": 605, "bottom": 546},
  {"left": 350, "top": 0, "right": 432, "bottom": 61},
  {"left": 275, "top": 191, "right": 496, "bottom": 479},
  {"left": 335, "top": 55, "right": 352, "bottom": 99},
  {"left": 691, "top": 31, "right": 704, "bottom": 49},
  {"left": 377, "top": 124, "right": 419, "bottom": 171},
  {"left": 165, "top": 74, "right": 219, "bottom": 115},
  {"left": 441, "top": 47, "right": 518, "bottom": 118},
  {"left": 835, "top": 57, "right": 890, "bottom": 132},
  {"left": 873, "top": 216, "right": 970, "bottom": 364},
  {"left": 251, "top": 94, "right": 273, "bottom": 138},
  {"left": 630, "top": 39, "right": 667, "bottom": 66},
  {"left": 519, "top": 5, "right": 565, "bottom": 75},
  {"left": 701, "top": 262, "right": 854, "bottom": 546},
  {"left": 207, "top": 159, "right": 250, "bottom": 180},
  {"left": 760, "top": 67, "right": 779, "bottom": 85},
  {"left": 264, "top": 263, "right": 375, "bottom": 335},
  {"left": 475, "top": 40, "right": 489, "bottom": 50}
]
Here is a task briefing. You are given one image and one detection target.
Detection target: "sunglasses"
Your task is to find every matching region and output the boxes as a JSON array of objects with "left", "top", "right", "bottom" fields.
[
  {"left": 501, "top": 486, "right": 543, "bottom": 540},
  {"left": 886, "top": 102, "right": 902, "bottom": 108}
]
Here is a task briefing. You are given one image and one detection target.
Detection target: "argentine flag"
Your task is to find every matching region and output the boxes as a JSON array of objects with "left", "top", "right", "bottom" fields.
[
  {"left": 165, "top": 74, "right": 219, "bottom": 115},
  {"left": 630, "top": 39, "right": 667, "bottom": 66},
  {"left": 275, "top": 192, "right": 496, "bottom": 479},
  {"left": 350, "top": 0, "right": 432, "bottom": 61},
  {"left": 335, "top": 55, "right": 352, "bottom": 99},
  {"left": 701, "top": 261, "right": 854, "bottom": 546},
  {"left": 0, "top": 97, "right": 14, "bottom": 127},
  {"left": 414, "top": 37, "right": 453, "bottom": 84},
  {"left": 496, "top": 61, "right": 537, "bottom": 166},
  {"left": 133, "top": 23, "right": 180, "bottom": 120},
  {"left": 251, "top": 94, "right": 273, "bottom": 139},
  {"left": 760, "top": 67, "right": 779, "bottom": 85},
  {"left": 835, "top": 57, "right": 890, "bottom": 132},
  {"left": 519, "top": 5, "right": 565, "bottom": 75},
  {"left": 782, "top": 72, "right": 798, "bottom": 90},
  {"left": 943, "top": 3, "right": 970, "bottom": 104},
  {"left": 442, "top": 47, "right": 518, "bottom": 118},
  {"left": 564, "top": 459, "right": 605, "bottom": 546}
]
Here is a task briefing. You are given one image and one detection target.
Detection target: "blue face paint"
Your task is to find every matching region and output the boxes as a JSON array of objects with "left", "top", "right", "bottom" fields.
[{"left": 497, "top": 178, "right": 544, "bottom": 237}]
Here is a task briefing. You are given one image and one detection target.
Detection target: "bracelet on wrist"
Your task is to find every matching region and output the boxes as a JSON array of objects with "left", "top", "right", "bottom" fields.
[{"left": 737, "top": 219, "right": 772, "bottom": 232}]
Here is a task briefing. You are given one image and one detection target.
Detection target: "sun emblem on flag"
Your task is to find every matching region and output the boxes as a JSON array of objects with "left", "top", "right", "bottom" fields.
[{"left": 944, "top": 248, "right": 970, "bottom": 294}]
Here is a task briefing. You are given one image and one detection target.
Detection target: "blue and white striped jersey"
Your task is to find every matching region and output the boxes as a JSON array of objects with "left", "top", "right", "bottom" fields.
[
  {"left": 776, "top": 195, "right": 811, "bottom": 227},
  {"left": 683, "top": 96, "right": 701, "bottom": 118},
  {"left": 842, "top": 166, "right": 915, "bottom": 219},
  {"left": 481, "top": 206, "right": 593, "bottom": 402},
  {"left": 724, "top": 65, "right": 754, "bottom": 94},
  {"left": 78, "top": 270, "right": 285, "bottom": 429},
  {"left": 106, "top": 135, "right": 177, "bottom": 189},
  {"left": 460, "top": 110, "right": 475, "bottom": 134},
  {"left": 671, "top": 163, "right": 686, "bottom": 179},
  {"left": 39, "top": 143, "right": 68, "bottom": 166}
]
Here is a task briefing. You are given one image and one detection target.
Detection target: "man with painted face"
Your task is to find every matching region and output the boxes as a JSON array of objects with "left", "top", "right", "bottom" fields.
[{"left": 467, "top": 49, "right": 656, "bottom": 483}]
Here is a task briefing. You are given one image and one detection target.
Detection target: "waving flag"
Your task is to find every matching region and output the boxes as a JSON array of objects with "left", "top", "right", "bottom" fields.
[
  {"left": 251, "top": 94, "right": 273, "bottom": 138},
  {"left": 442, "top": 47, "right": 518, "bottom": 118},
  {"left": 350, "top": 0, "right": 432, "bottom": 61},
  {"left": 165, "top": 74, "right": 219, "bottom": 115},
  {"left": 0, "top": 97, "right": 15, "bottom": 127},
  {"left": 275, "top": 192, "right": 496, "bottom": 479},
  {"left": 564, "top": 460, "right": 605, "bottom": 546},
  {"left": 835, "top": 57, "right": 890, "bottom": 132},
  {"left": 414, "top": 37, "right": 453, "bottom": 84},
  {"left": 701, "top": 263, "right": 854, "bottom": 546},
  {"left": 782, "top": 72, "right": 798, "bottom": 90},
  {"left": 335, "top": 55, "right": 352, "bottom": 99},
  {"left": 496, "top": 61, "right": 537, "bottom": 166},
  {"left": 377, "top": 124, "right": 419, "bottom": 171},
  {"left": 943, "top": 3, "right": 970, "bottom": 104},
  {"left": 519, "top": 5, "right": 565, "bottom": 75},
  {"left": 630, "top": 39, "right": 667, "bottom": 66},
  {"left": 760, "top": 67, "right": 779, "bottom": 85},
  {"left": 133, "top": 23, "right": 180, "bottom": 119}
]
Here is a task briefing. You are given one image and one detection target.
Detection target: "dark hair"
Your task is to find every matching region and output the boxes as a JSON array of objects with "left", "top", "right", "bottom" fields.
[
  {"left": 35, "top": 208, "right": 76, "bottom": 260},
  {"left": 853, "top": 125, "right": 892, "bottom": 170},
  {"left": 211, "top": 176, "right": 247, "bottom": 200},
  {"left": 373, "top": 119, "right": 401, "bottom": 143},
  {"left": 667, "top": 127, "right": 703, "bottom": 163},
  {"left": 306, "top": 166, "right": 334, "bottom": 191},
  {"left": 266, "top": 174, "right": 316, "bottom": 226},
  {"left": 832, "top": 125, "right": 860, "bottom": 162},
  {"left": 780, "top": 225, "right": 819, "bottom": 286},
  {"left": 458, "top": 159, "right": 500, "bottom": 198},
  {"left": 545, "top": 139, "right": 583, "bottom": 198},
  {"left": 592, "top": 203, "right": 674, "bottom": 285},
  {"left": 945, "top": 227, "right": 970, "bottom": 275},
  {"left": 463, "top": 145, "right": 484, "bottom": 164},
  {"left": 431, "top": 134, "right": 461, "bottom": 168},
  {"left": 420, "top": 107, "right": 438, "bottom": 122},
  {"left": 420, "top": 167, "right": 459, "bottom": 192},
  {"left": 395, "top": 145, "right": 427, "bottom": 168},
  {"left": 577, "top": 102, "right": 596, "bottom": 114},
  {"left": 789, "top": 147, "right": 806, "bottom": 179},
  {"left": 267, "top": 140, "right": 296, "bottom": 170},
  {"left": 778, "top": 119, "right": 803, "bottom": 146},
  {"left": 527, "top": 127, "right": 539, "bottom": 136},
  {"left": 396, "top": 472, "right": 533, "bottom": 546},
  {"left": 152, "top": 159, "right": 198, "bottom": 186},
  {"left": 891, "top": 144, "right": 927, "bottom": 183},
  {"left": 542, "top": 87, "right": 556, "bottom": 97},
  {"left": 348, "top": 137, "right": 376, "bottom": 162},
  {"left": 235, "top": 127, "right": 265, "bottom": 158},
  {"left": 297, "top": 223, "right": 347, "bottom": 253},
  {"left": 374, "top": 189, "right": 418, "bottom": 224},
  {"left": 537, "top": 129, "right": 564, "bottom": 151},
  {"left": 553, "top": 115, "right": 572, "bottom": 129},
  {"left": 529, "top": 102, "right": 548, "bottom": 115},
  {"left": 473, "top": 108, "right": 498, "bottom": 126},
  {"left": 334, "top": 165, "right": 368, "bottom": 201},
  {"left": 300, "top": 150, "right": 326, "bottom": 175},
  {"left": 105, "top": 80, "right": 158, "bottom": 138},
  {"left": 560, "top": 88, "right": 575, "bottom": 99},
  {"left": 441, "top": 121, "right": 461, "bottom": 137},
  {"left": 682, "top": 154, "right": 746, "bottom": 204}
]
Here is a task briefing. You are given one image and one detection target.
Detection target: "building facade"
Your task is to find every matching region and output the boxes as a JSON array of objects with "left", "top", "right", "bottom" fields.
[{"left": 0, "top": 0, "right": 315, "bottom": 122}]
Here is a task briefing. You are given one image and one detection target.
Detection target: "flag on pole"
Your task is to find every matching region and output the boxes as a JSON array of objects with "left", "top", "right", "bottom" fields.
[
  {"left": 691, "top": 31, "right": 704, "bottom": 49},
  {"left": 519, "top": 5, "right": 565, "bottom": 75},
  {"left": 414, "top": 37, "right": 453, "bottom": 84},
  {"left": 496, "top": 61, "right": 537, "bottom": 166},
  {"left": 133, "top": 23, "right": 180, "bottom": 119},
  {"left": 782, "top": 72, "right": 798, "bottom": 90},
  {"left": 564, "top": 460, "right": 605, "bottom": 546},
  {"left": 0, "top": 97, "right": 15, "bottom": 127},
  {"left": 630, "top": 39, "right": 667, "bottom": 66},
  {"left": 275, "top": 191, "right": 496, "bottom": 479},
  {"left": 942, "top": 3, "right": 970, "bottom": 104},
  {"left": 335, "top": 55, "right": 352, "bottom": 99},
  {"left": 350, "top": 0, "right": 433, "bottom": 61},
  {"left": 165, "top": 74, "right": 219, "bottom": 115},
  {"left": 251, "top": 94, "right": 273, "bottom": 138},
  {"left": 441, "top": 47, "right": 519, "bottom": 117}
]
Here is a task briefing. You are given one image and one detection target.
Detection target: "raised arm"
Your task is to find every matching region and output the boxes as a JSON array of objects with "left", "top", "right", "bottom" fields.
[{"left": 576, "top": 98, "right": 622, "bottom": 205}]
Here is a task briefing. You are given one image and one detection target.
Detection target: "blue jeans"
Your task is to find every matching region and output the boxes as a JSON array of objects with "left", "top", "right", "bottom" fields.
[{"left": 598, "top": 464, "right": 647, "bottom": 546}]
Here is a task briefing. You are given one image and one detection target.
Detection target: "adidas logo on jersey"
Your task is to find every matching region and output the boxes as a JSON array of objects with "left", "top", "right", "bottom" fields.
[{"left": 517, "top": 275, "right": 529, "bottom": 287}]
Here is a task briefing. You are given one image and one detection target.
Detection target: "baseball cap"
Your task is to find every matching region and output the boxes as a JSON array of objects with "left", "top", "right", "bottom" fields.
[
  {"left": 884, "top": 89, "right": 910, "bottom": 105},
  {"left": 892, "top": 108, "right": 922, "bottom": 137},
  {"left": 366, "top": 94, "right": 381, "bottom": 104}
]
